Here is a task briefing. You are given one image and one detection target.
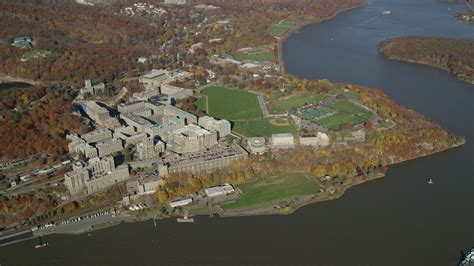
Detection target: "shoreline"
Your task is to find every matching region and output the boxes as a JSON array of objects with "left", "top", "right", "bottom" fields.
[
  {"left": 278, "top": 1, "right": 368, "bottom": 74},
  {"left": 379, "top": 54, "right": 474, "bottom": 85},
  {"left": 1, "top": 139, "right": 464, "bottom": 248},
  {"left": 0, "top": 0, "right": 468, "bottom": 248}
]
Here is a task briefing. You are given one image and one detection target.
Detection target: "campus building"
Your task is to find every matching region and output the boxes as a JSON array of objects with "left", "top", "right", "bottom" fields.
[
  {"left": 64, "top": 157, "right": 130, "bottom": 196},
  {"left": 96, "top": 139, "right": 123, "bottom": 157},
  {"left": 300, "top": 132, "right": 330, "bottom": 147},
  {"left": 81, "top": 129, "right": 112, "bottom": 144},
  {"left": 118, "top": 100, "right": 197, "bottom": 137},
  {"left": 204, "top": 184, "right": 235, "bottom": 198},
  {"left": 164, "top": 124, "right": 218, "bottom": 154},
  {"left": 164, "top": 144, "right": 248, "bottom": 174},
  {"left": 160, "top": 84, "right": 193, "bottom": 101},
  {"left": 139, "top": 69, "right": 170, "bottom": 89},
  {"left": 81, "top": 101, "right": 119, "bottom": 128},
  {"left": 247, "top": 137, "right": 267, "bottom": 154},
  {"left": 78, "top": 80, "right": 106, "bottom": 99},
  {"left": 271, "top": 133, "right": 295, "bottom": 149},
  {"left": 136, "top": 137, "right": 165, "bottom": 161},
  {"left": 126, "top": 177, "right": 164, "bottom": 198},
  {"left": 198, "top": 116, "right": 231, "bottom": 138}
]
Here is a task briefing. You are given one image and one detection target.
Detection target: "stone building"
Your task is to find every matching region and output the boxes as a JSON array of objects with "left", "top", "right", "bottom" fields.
[
  {"left": 64, "top": 156, "right": 129, "bottom": 196},
  {"left": 271, "top": 133, "right": 295, "bottom": 149},
  {"left": 165, "top": 124, "right": 217, "bottom": 154},
  {"left": 300, "top": 132, "right": 330, "bottom": 147},
  {"left": 138, "top": 69, "right": 169, "bottom": 89},
  {"left": 78, "top": 80, "right": 106, "bottom": 99},
  {"left": 164, "top": 144, "right": 248, "bottom": 174},
  {"left": 136, "top": 137, "right": 165, "bottom": 161},
  {"left": 81, "top": 129, "right": 112, "bottom": 144},
  {"left": 247, "top": 137, "right": 267, "bottom": 154},
  {"left": 96, "top": 139, "right": 123, "bottom": 157},
  {"left": 198, "top": 116, "right": 231, "bottom": 138}
]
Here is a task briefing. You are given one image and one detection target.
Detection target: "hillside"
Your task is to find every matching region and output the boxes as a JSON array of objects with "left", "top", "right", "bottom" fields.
[{"left": 378, "top": 36, "right": 474, "bottom": 84}]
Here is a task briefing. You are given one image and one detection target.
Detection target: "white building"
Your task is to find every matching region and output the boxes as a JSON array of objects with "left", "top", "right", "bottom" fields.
[
  {"left": 198, "top": 116, "right": 231, "bottom": 138},
  {"left": 204, "top": 184, "right": 235, "bottom": 198},
  {"left": 300, "top": 132, "right": 330, "bottom": 147},
  {"left": 271, "top": 133, "right": 295, "bottom": 149},
  {"left": 169, "top": 198, "right": 193, "bottom": 208},
  {"left": 247, "top": 137, "right": 267, "bottom": 154}
]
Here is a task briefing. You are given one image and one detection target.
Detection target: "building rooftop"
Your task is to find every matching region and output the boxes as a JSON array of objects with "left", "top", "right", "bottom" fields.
[{"left": 141, "top": 69, "right": 167, "bottom": 80}]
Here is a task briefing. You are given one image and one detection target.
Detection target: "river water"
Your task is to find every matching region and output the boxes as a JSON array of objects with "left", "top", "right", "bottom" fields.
[{"left": 0, "top": 0, "right": 473, "bottom": 265}]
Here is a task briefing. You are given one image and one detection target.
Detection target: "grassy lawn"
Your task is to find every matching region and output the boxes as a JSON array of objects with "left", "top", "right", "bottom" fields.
[
  {"left": 198, "top": 86, "right": 262, "bottom": 120},
  {"left": 222, "top": 173, "right": 320, "bottom": 211},
  {"left": 268, "top": 20, "right": 297, "bottom": 37},
  {"left": 232, "top": 117, "right": 296, "bottom": 137},
  {"left": 273, "top": 94, "right": 327, "bottom": 112},
  {"left": 189, "top": 207, "right": 213, "bottom": 216},
  {"left": 194, "top": 96, "right": 206, "bottom": 112},
  {"left": 233, "top": 51, "right": 275, "bottom": 62},
  {"left": 315, "top": 101, "right": 372, "bottom": 130}
]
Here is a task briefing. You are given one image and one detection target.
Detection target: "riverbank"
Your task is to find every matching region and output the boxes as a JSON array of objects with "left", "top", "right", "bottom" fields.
[
  {"left": 378, "top": 36, "right": 474, "bottom": 85},
  {"left": 278, "top": 1, "right": 368, "bottom": 74}
]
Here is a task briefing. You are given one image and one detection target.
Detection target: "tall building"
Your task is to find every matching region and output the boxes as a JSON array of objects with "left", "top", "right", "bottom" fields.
[
  {"left": 165, "top": 124, "right": 217, "bottom": 154},
  {"left": 136, "top": 137, "right": 164, "bottom": 161},
  {"left": 64, "top": 156, "right": 129, "bottom": 196},
  {"left": 198, "top": 116, "right": 231, "bottom": 138}
]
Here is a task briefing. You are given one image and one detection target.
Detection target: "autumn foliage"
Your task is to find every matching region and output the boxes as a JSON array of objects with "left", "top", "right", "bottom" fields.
[{"left": 0, "top": 86, "right": 89, "bottom": 161}]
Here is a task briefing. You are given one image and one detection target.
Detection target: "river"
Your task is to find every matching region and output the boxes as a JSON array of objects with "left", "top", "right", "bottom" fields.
[{"left": 0, "top": 0, "right": 473, "bottom": 265}]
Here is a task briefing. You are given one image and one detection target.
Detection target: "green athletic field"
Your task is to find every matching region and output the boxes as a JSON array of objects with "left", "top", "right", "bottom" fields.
[
  {"left": 273, "top": 94, "right": 327, "bottom": 112},
  {"left": 221, "top": 173, "right": 320, "bottom": 211},
  {"left": 233, "top": 47, "right": 275, "bottom": 62},
  {"left": 196, "top": 86, "right": 262, "bottom": 120},
  {"left": 268, "top": 20, "right": 297, "bottom": 37},
  {"left": 299, "top": 100, "right": 372, "bottom": 131},
  {"left": 232, "top": 118, "right": 297, "bottom": 137}
]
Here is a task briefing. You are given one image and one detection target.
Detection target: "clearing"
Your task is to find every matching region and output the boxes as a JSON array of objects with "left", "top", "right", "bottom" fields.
[{"left": 268, "top": 20, "right": 297, "bottom": 37}]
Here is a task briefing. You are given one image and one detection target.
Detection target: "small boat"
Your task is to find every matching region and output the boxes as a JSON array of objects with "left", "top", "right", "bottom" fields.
[
  {"left": 382, "top": 10, "right": 391, "bottom": 15},
  {"left": 35, "top": 243, "right": 49, "bottom": 249},
  {"left": 34, "top": 237, "right": 49, "bottom": 249},
  {"left": 459, "top": 248, "right": 474, "bottom": 266},
  {"left": 177, "top": 216, "right": 195, "bottom": 223},
  {"left": 427, "top": 178, "right": 433, "bottom": 185}
]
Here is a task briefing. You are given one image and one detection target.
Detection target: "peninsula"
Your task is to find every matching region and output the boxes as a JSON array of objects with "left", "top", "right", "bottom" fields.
[
  {"left": 0, "top": 0, "right": 465, "bottom": 246},
  {"left": 379, "top": 36, "right": 474, "bottom": 84}
]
